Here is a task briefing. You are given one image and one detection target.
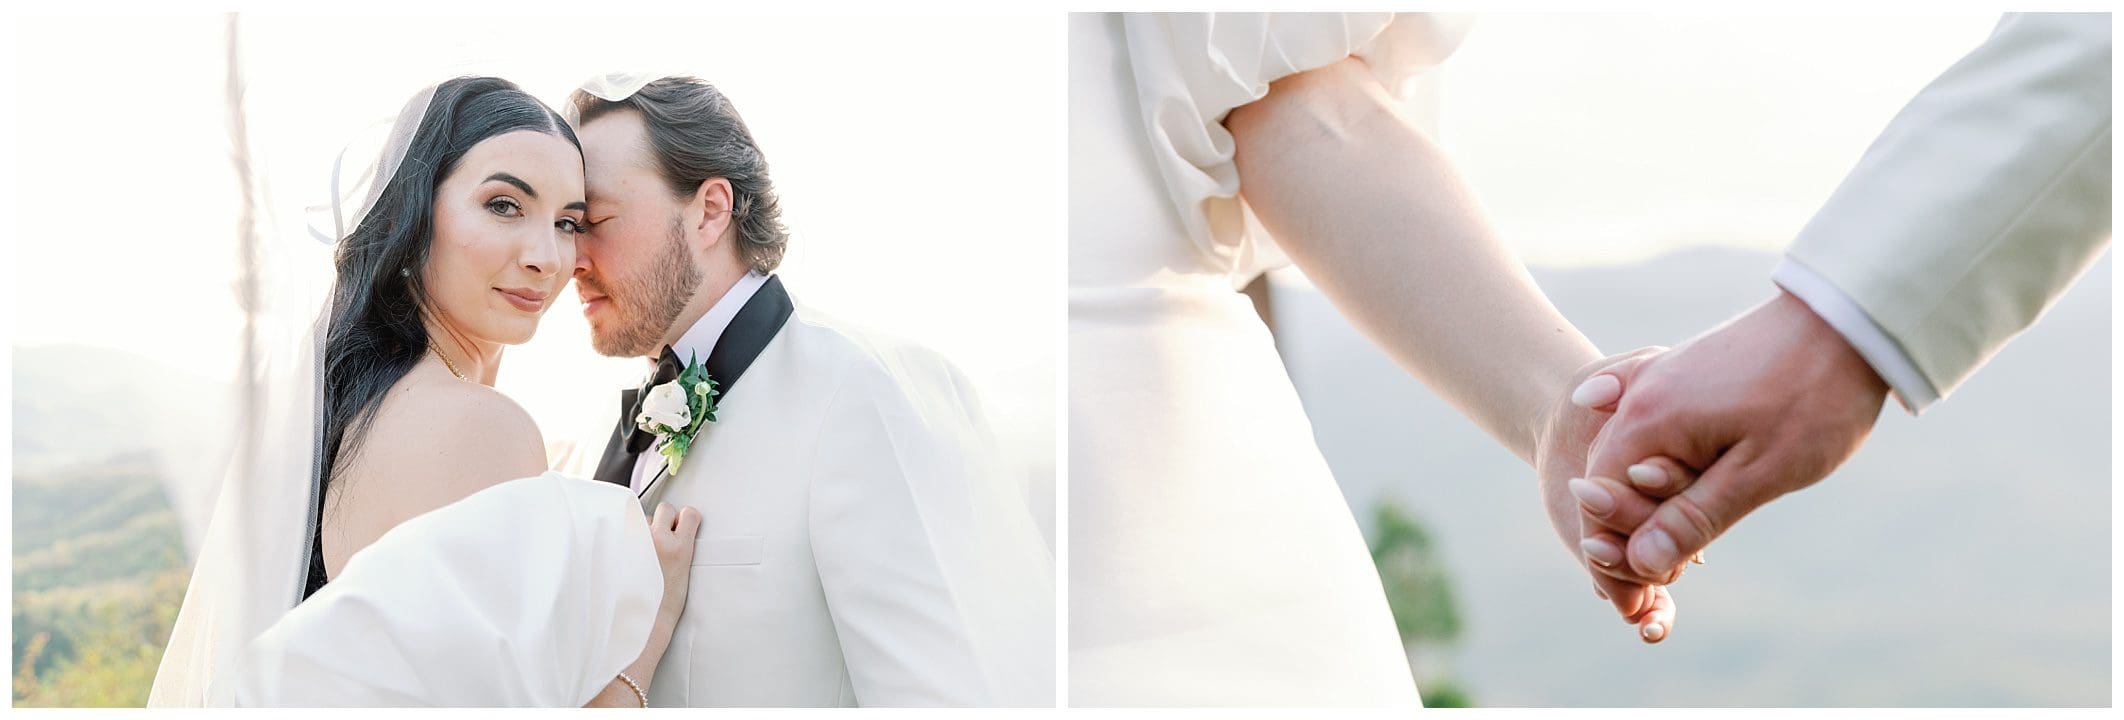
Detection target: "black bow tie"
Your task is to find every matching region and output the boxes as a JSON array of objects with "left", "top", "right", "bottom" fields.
[{"left": 624, "top": 346, "right": 686, "bottom": 454}]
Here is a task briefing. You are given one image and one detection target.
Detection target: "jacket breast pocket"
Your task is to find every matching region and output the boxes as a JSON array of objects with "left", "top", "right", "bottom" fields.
[{"left": 692, "top": 535, "right": 765, "bottom": 566}]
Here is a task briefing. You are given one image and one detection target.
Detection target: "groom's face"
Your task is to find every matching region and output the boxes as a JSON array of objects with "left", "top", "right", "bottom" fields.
[{"left": 573, "top": 110, "right": 704, "bottom": 358}]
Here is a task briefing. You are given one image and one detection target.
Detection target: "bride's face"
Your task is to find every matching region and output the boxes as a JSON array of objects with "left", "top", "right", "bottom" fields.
[{"left": 423, "top": 130, "right": 588, "bottom": 347}]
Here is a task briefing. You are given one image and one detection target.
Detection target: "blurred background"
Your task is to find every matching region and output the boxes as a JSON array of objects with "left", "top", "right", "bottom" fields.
[
  {"left": 1252, "top": 13, "right": 2109, "bottom": 706},
  {"left": 11, "top": 14, "right": 1059, "bottom": 706}
]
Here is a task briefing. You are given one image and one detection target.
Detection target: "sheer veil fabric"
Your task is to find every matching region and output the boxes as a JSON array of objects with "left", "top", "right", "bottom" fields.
[{"left": 147, "top": 75, "right": 435, "bottom": 708}]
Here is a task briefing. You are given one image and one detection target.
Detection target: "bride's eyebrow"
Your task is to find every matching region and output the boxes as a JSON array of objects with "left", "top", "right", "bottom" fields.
[
  {"left": 482, "top": 172, "right": 584, "bottom": 212},
  {"left": 483, "top": 172, "right": 539, "bottom": 199}
]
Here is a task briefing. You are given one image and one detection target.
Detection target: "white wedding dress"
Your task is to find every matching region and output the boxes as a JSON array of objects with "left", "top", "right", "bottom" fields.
[
  {"left": 1068, "top": 12, "right": 1467, "bottom": 707},
  {"left": 231, "top": 473, "right": 661, "bottom": 706},
  {"left": 153, "top": 470, "right": 662, "bottom": 707}
]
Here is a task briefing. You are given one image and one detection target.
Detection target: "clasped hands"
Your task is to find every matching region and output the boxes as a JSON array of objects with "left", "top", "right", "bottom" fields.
[{"left": 1535, "top": 290, "right": 1890, "bottom": 644}]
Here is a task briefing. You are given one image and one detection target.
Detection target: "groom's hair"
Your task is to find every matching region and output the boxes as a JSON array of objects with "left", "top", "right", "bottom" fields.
[{"left": 570, "top": 77, "right": 789, "bottom": 274}]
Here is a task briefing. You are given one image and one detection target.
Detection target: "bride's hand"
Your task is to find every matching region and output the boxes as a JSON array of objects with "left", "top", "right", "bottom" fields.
[
  {"left": 647, "top": 503, "right": 702, "bottom": 637},
  {"left": 1532, "top": 346, "right": 1679, "bottom": 643}
]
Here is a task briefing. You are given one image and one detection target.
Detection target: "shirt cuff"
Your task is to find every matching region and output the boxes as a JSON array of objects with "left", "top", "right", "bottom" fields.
[{"left": 1771, "top": 258, "right": 1942, "bottom": 414}]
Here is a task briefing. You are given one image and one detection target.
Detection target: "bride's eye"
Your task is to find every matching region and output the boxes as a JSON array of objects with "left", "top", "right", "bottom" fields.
[
  {"left": 486, "top": 197, "right": 522, "bottom": 217},
  {"left": 557, "top": 218, "right": 586, "bottom": 235}
]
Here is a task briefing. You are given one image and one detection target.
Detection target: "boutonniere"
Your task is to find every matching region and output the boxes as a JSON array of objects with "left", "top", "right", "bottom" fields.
[{"left": 635, "top": 353, "right": 720, "bottom": 474}]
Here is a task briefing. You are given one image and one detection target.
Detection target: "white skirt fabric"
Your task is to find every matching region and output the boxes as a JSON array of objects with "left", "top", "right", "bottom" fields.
[{"left": 1068, "top": 280, "right": 1419, "bottom": 707}]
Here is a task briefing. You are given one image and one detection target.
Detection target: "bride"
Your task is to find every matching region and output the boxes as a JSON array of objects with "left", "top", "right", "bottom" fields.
[{"left": 151, "top": 76, "right": 694, "bottom": 707}]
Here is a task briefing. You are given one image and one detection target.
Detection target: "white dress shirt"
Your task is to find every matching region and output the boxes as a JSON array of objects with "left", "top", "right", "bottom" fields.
[{"left": 1773, "top": 259, "right": 1940, "bottom": 413}]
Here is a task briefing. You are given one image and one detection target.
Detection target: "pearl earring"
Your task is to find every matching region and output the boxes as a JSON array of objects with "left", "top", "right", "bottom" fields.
[{"left": 401, "top": 268, "right": 412, "bottom": 278}]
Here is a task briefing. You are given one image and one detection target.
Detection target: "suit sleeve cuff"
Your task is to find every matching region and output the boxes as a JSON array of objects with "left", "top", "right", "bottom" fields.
[{"left": 1772, "top": 258, "right": 1942, "bottom": 414}]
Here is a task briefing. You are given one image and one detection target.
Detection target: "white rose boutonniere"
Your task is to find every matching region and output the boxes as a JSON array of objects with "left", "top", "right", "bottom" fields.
[
  {"left": 634, "top": 352, "right": 720, "bottom": 474},
  {"left": 638, "top": 382, "right": 691, "bottom": 432}
]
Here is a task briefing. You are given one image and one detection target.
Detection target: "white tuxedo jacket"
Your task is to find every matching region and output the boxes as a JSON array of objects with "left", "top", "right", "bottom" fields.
[
  {"left": 633, "top": 302, "right": 1054, "bottom": 707},
  {"left": 1779, "top": 12, "right": 2111, "bottom": 410}
]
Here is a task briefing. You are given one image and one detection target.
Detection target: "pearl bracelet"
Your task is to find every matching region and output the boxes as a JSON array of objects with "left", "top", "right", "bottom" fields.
[{"left": 615, "top": 671, "right": 647, "bottom": 708}]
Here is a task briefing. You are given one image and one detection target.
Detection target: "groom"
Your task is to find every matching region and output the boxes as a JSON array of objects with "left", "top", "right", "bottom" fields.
[{"left": 566, "top": 76, "right": 1052, "bottom": 707}]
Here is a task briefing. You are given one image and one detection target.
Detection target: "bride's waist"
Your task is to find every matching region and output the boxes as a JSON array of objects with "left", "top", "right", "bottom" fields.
[
  {"left": 1069, "top": 276, "right": 1299, "bottom": 405},
  {"left": 1069, "top": 275, "right": 1264, "bottom": 330}
]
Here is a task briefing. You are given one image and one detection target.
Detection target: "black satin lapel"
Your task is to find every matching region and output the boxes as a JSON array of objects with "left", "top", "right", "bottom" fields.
[
  {"left": 703, "top": 275, "right": 794, "bottom": 401},
  {"left": 592, "top": 388, "right": 640, "bottom": 488}
]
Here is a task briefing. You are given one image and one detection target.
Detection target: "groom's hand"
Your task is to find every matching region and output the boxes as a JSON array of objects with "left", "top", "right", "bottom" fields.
[{"left": 1573, "top": 289, "right": 1889, "bottom": 585}]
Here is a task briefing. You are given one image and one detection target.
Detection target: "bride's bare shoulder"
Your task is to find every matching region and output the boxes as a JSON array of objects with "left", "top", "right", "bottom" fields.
[
  {"left": 341, "top": 367, "right": 549, "bottom": 509},
  {"left": 320, "top": 367, "right": 549, "bottom": 579}
]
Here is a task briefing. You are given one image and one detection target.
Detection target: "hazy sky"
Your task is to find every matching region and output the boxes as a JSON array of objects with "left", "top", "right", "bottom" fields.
[{"left": 1435, "top": 13, "right": 1999, "bottom": 267}]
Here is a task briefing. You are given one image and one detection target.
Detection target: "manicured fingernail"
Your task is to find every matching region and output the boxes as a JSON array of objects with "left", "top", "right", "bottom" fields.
[
  {"left": 1626, "top": 463, "right": 1668, "bottom": 490},
  {"left": 1568, "top": 478, "right": 1615, "bottom": 515},
  {"left": 1636, "top": 529, "right": 1680, "bottom": 572},
  {"left": 1571, "top": 374, "right": 1622, "bottom": 408},
  {"left": 1642, "top": 622, "right": 1666, "bottom": 642},
  {"left": 1691, "top": 551, "right": 1706, "bottom": 565},
  {"left": 1580, "top": 537, "right": 1622, "bottom": 568}
]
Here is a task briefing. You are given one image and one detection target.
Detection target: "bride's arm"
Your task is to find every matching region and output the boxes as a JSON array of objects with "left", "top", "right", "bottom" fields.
[
  {"left": 1226, "top": 56, "right": 1597, "bottom": 464},
  {"left": 582, "top": 647, "right": 664, "bottom": 708},
  {"left": 1227, "top": 56, "right": 1681, "bottom": 637}
]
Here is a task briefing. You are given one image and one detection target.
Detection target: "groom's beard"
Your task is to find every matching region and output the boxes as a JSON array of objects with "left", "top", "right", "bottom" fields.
[{"left": 582, "top": 215, "right": 704, "bottom": 358}]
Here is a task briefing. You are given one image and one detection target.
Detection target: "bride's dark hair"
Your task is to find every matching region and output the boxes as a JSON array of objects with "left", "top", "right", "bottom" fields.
[{"left": 307, "top": 76, "right": 581, "bottom": 599}]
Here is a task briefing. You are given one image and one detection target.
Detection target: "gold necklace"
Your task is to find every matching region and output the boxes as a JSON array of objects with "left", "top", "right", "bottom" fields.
[{"left": 431, "top": 346, "right": 466, "bottom": 380}]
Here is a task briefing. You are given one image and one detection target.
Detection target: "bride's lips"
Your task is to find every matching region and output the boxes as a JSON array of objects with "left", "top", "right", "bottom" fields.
[{"left": 496, "top": 287, "right": 548, "bottom": 312}]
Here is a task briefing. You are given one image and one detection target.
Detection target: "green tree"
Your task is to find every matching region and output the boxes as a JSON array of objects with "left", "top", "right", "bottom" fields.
[
  {"left": 13, "top": 454, "right": 190, "bottom": 707},
  {"left": 1369, "top": 501, "right": 1473, "bottom": 707}
]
